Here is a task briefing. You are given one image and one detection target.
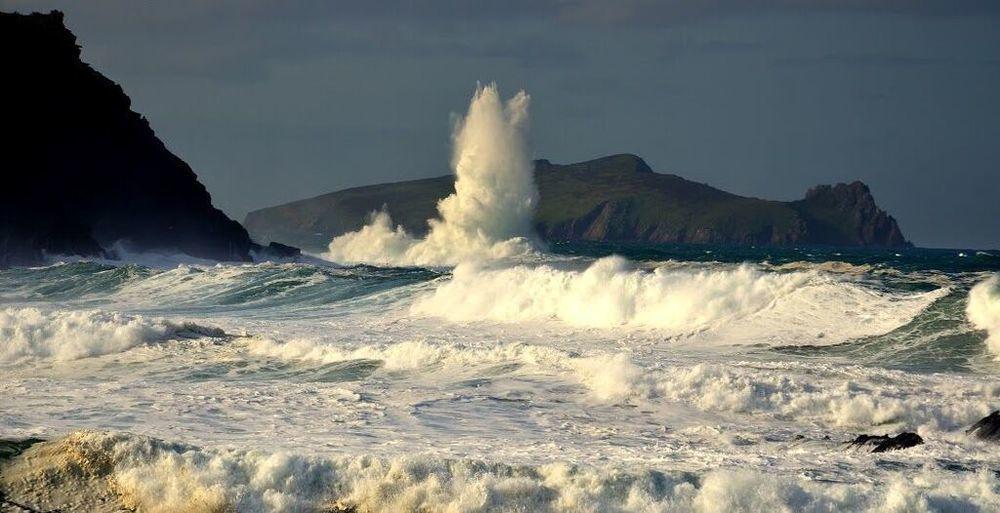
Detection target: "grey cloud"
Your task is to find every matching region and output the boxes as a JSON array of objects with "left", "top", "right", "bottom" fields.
[
  {"left": 2, "top": 0, "right": 999, "bottom": 247},
  {"left": 772, "top": 53, "right": 1000, "bottom": 70},
  {"left": 556, "top": 0, "right": 1000, "bottom": 26},
  {"left": 7, "top": 0, "right": 1000, "bottom": 27},
  {"left": 773, "top": 53, "right": 945, "bottom": 69}
]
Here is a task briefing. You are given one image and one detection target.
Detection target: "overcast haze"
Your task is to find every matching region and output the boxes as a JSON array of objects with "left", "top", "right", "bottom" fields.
[{"left": 5, "top": 0, "right": 999, "bottom": 248}]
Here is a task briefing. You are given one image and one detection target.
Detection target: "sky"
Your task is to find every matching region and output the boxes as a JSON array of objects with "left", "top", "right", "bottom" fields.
[{"left": 4, "top": 0, "right": 1000, "bottom": 248}]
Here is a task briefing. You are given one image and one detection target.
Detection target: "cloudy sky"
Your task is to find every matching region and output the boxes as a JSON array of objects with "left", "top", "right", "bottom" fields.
[{"left": 5, "top": 0, "right": 1000, "bottom": 248}]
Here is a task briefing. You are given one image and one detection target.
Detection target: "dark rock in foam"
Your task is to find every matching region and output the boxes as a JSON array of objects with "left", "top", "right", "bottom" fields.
[
  {"left": 967, "top": 411, "right": 1000, "bottom": 441},
  {"left": 847, "top": 432, "right": 924, "bottom": 453}
]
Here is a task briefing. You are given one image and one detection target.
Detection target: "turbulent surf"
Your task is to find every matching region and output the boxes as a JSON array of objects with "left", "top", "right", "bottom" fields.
[{"left": 2, "top": 248, "right": 1000, "bottom": 512}]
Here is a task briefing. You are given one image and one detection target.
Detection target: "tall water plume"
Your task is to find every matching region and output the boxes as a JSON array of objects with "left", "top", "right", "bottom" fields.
[{"left": 326, "top": 84, "right": 538, "bottom": 266}]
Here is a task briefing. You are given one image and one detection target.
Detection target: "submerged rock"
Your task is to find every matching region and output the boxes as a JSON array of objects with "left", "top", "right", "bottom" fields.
[
  {"left": 847, "top": 432, "right": 924, "bottom": 453},
  {"left": 967, "top": 411, "right": 1000, "bottom": 441}
]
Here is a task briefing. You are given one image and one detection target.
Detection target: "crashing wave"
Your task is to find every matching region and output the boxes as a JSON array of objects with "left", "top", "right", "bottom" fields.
[
  {"left": 411, "top": 256, "right": 948, "bottom": 344},
  {"left": 0, "top": 306, "right": 223, "bottom": 363},
  {"left": 967, "top": 275, "right": 1000, "bottom": 357},
  {"left": 326, "top": 83, "right": 540, "bottom": 267}
]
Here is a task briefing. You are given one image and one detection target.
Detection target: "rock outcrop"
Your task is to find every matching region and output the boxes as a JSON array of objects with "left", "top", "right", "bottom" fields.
[
  {"left": 1, "top": 11, "right": 255, "bottom": 267},
  {"left": 967, "top": 410, "right": 1000, "bottom": 441},
  {"left": 846, "top": 432, "right": 924, "bottom": 453},
  {"left": 245, "top": 154, "right": 911, "bottom": 251},
  {"left": 792, "top": 182, "right": 908, "bottom": 247}
]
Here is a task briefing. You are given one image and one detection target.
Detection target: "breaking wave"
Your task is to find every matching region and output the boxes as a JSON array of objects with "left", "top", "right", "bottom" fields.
[
  {"left": 4, "top": 431, "right": 1000, "bottom": 513},
  {"left": 0, "top": 307, "right": 223, "bottom": 363},
  {"left": 967, "top": 274, "right": 1000, "bottom": 357},
  {"left": 412, "top": 256, "right": 949, "bottom": 344}
]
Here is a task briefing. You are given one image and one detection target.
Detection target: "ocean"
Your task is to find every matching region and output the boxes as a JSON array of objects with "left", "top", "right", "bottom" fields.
[{"left": 2, "top": 244, "right": 1000, "bottom": 512}]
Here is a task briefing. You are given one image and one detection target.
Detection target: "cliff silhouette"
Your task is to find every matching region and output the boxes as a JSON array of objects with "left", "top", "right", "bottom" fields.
[{"left": 1, "top": 11, "right": 259, "bottom": 267}]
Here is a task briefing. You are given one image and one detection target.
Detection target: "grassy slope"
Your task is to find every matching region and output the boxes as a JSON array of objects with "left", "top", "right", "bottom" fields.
[{"left": 532, "top": 156, "right": 801, "bottom": 243}]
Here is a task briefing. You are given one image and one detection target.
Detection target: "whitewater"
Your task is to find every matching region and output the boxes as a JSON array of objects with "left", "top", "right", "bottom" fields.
[{"left": 3, "top": 85, "right": 1000, "bottom": 512}]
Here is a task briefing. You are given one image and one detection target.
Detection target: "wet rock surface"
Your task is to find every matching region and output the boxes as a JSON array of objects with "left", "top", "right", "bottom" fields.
[
  {"left": 847, "top": 432, "right": 925, "bottom": 453},
  {"left": 967, "top": 411, "right": 1000, "bottom": 441}
]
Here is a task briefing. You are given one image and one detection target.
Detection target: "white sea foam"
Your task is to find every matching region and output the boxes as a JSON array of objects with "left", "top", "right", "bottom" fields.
[
  {"left": 769, "top": 260, "right": 875, "bottom": 274},
  {"left": 6, "top": 431, "right": 1000, "bottom": 513},
  {"left": 245, "top": 336, "right": 576, "bottom": 373},
  {"left": 0, "top": 306, "right": 222, "bottom": 363},
  {"left": 244, "top": 336, "right": 650, "bottom": 404},
  {"left": 967, "top": 274, "right": 1000, "bottom": 357},
  {"left": 326, "top": 84, "right": 539, "bottom": 267},
  {"left": 244, "top": 336, "right": 655, "bottom": 403},
  {"left": 654, "top": 362, "right": 993, "bottom": 430},
  {"left": 411, "top": 257, "right": 948, "bottom": 344},
  {"left": 570, "top": 357, "right": 992, "bottom": 430},
  {"left": 245, "top": 337, "right": 469, "bottom": 370},
  {"left": 244, "top": 335, "right": 993, "bottom": 431}
]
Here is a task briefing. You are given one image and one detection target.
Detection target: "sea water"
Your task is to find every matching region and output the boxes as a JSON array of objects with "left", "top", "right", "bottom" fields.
[{"left": 1, "top": 245, "right": 1000, "bottom": 512}]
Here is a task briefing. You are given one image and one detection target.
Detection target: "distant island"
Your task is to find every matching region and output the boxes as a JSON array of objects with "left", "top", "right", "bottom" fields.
[
  {"left": 0, "top": 11, "right": 294, "bottom": 267},
  {"left": 245, "top": 154, "right": 910, "bottom": 252}
]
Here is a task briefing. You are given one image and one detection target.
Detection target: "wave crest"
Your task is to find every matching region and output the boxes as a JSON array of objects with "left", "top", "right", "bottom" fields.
[
  {"left": 967, "top": 275, "right": 1000, "bottom": 357},
  {"left": 0, "top": 307, "right": 223, "bottom": 363},
  {"left": 412, "top": 257, "right": 948, "bottom": 345}
]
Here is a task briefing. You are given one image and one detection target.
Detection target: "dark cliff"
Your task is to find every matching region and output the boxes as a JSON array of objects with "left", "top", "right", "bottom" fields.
[
  {"left": 0, "top": 11, "right": 255, "bottom": 267},
  {"left": 244, "top": 154, "right": 911, "bottom": 251}
]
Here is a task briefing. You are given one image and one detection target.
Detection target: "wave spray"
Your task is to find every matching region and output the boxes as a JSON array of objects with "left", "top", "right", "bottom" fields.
[
  {"left": 326, "top": 84, "right": 538, "bottom": 266},
  {"left": 968, "top": 275, "right": 1000, "bottom": 357}
]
